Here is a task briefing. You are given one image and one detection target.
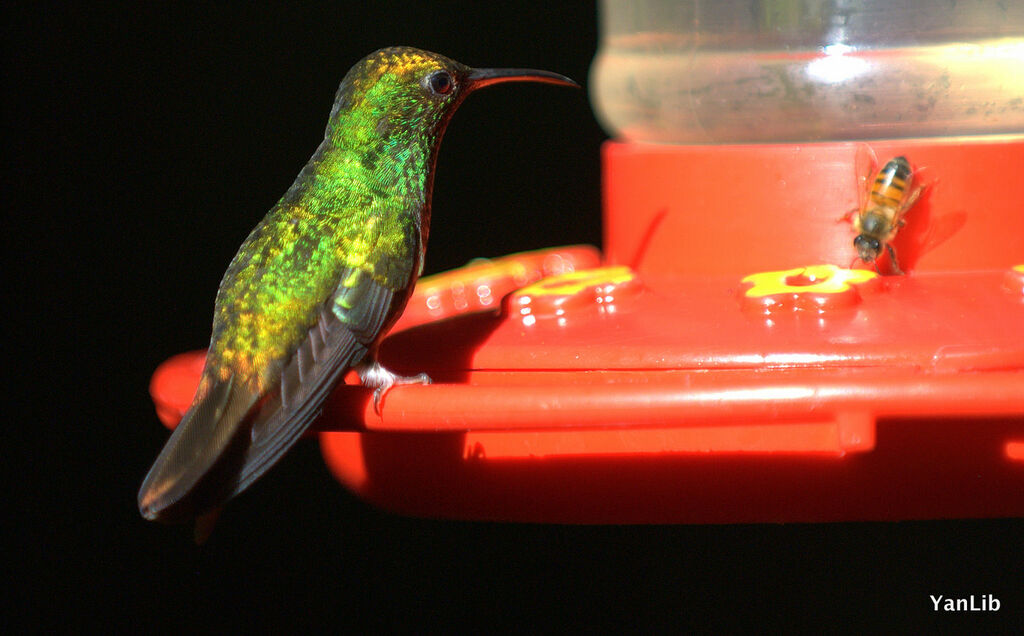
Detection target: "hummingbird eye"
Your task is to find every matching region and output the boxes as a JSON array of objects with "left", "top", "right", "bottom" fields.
[{"left": 426, "top": 70, "right": 454, "bottom": 96}]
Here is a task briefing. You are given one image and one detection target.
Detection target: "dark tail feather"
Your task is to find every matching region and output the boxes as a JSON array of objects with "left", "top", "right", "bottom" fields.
[
  {"left": 138, "top": 374, "right": 258, "bottom": 522},
  {"left": 193, "top": 507, "right": 222, "bottom": 545}
]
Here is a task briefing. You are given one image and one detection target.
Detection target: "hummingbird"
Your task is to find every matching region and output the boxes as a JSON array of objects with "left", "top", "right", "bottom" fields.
[{"left": 138, "top": 47, "right": 577, "bottom": 524}]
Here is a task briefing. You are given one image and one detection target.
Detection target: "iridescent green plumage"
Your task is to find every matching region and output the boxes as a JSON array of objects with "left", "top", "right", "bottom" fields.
[
  {"left": 210, "top": 49, "right": 457, "bottom": 389},
  {"left": 138, "top": 47, "right": 576, "bottom": 524}
]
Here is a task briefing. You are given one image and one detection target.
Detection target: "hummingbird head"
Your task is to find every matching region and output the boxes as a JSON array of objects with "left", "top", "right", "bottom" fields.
[{"left": 327, "top": 47, "right": 577, "bottom": 146}]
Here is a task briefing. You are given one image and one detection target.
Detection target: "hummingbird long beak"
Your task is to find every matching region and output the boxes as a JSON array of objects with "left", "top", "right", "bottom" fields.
[{"left": 465, "top": 67, "right": 579, "bottom": 91}]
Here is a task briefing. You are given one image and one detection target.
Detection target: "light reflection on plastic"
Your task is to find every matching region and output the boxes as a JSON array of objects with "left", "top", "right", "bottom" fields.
[
  {"left": 477, "top": 284, "right": 493, "bottom": 306},
  {"left": 764, "top": 353, "right": 837, "bottom": 365},
  {"left": 706, "top": 386, "right": 816, "bottom": 403},
  {"left": 806, "top": 49, "right": 869, "bottom": 84}
]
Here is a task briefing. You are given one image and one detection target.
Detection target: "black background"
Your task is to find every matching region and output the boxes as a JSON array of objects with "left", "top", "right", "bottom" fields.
[{"left": 7, "top": 2, "right": 1021, "bottom": 630}]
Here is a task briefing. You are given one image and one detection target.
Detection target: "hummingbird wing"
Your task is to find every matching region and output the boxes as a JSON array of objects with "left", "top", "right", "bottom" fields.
[
  {"left": 228, "top": 266, "right": 402, "bottom": 498},
  {"left": 139, "top": 264, "right": 405, "bottom": 521}
]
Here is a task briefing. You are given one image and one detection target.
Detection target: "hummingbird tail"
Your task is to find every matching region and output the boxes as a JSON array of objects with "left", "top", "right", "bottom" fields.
[{"left": 138, "top": 374, "right": 259, "bottom": 522}]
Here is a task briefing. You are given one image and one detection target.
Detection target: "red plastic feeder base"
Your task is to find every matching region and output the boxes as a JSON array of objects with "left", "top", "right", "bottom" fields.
[{"left": 151, "top": 137, "right": 1024, "bottom": 523}]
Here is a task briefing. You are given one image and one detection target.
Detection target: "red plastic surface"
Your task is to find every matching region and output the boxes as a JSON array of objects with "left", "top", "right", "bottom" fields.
[
  {"left": 151, "top": 137, "right": 1024, "bottom": 524},
  {"left": 603, "top": 137, "right": 1024, "bottom": 275}
]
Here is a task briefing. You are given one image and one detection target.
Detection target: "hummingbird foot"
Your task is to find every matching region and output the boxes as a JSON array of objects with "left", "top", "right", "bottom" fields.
[{"left": 356, "top": 360, "right": 432, "bottom": 414}]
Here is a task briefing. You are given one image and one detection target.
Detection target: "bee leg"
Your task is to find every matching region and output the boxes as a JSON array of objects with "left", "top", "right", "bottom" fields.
[{"left": 886, "top": 244, "right": 904, "bottom": 275}]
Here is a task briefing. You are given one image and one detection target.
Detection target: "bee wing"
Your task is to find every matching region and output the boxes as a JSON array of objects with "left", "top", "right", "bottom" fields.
[
  {"left": 899, "top": 184, "right": 924, "bottom": 220},
  {"left": 853, "top": 143, "right": 878, "bottom": 212},
  {"left": 904, "top": 163, "right": 929, "bottom": 204},
  {"left": 896, "top": 164, "right": 930, "bottom": 225}
]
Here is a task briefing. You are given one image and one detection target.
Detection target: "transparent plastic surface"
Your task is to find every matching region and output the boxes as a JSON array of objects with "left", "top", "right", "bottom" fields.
[{"left": 590, "top": 0, "right": 1024, "bottom": 143}]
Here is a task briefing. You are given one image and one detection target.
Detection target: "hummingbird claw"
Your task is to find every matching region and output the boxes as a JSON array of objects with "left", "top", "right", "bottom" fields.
[{"left": 357, "top": 361, "right": 431, "bottom": 415}]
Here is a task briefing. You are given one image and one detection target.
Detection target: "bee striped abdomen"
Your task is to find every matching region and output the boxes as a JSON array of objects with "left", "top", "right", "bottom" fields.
[{"left": 869, "top": 156, "right": 912, "bottom": 208}]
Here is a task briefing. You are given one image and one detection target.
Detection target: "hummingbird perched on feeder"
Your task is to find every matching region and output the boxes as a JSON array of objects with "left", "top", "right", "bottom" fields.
[{"left": 138, "top": 47, "right": 577, "bottom": 525}]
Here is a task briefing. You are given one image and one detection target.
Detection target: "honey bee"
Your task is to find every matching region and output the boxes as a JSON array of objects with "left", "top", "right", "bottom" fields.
[{"left": 845, "top": 150, "right": 925, "bottom": 275}]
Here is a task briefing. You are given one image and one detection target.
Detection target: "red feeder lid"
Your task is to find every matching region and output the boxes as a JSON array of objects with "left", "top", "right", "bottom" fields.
[{"left": 151, "top": 137, "right": 1024, "bottom": 524}]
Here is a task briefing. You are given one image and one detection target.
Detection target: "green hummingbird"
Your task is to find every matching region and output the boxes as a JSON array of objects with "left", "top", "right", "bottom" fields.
[{"left": 138, "top": 47, "right": 577, "bottom": 523}]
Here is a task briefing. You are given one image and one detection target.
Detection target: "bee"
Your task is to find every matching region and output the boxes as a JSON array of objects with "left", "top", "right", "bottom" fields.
[{"left": 845, "top": 150, "right": 925, "bottom": 275}]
